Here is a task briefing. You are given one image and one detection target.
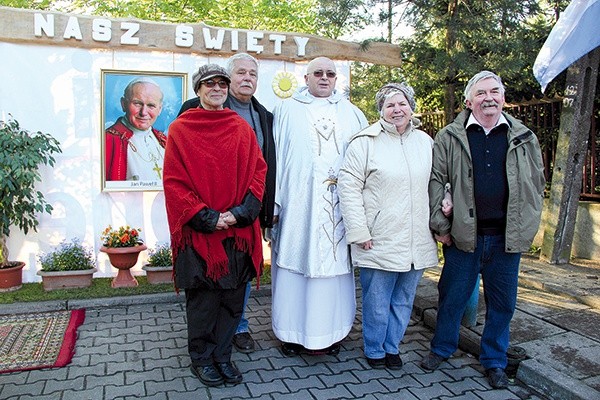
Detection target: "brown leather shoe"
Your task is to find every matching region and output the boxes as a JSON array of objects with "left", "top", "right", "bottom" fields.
[{"left": 232, "top": 332, "right": 255, "bottom": 353}]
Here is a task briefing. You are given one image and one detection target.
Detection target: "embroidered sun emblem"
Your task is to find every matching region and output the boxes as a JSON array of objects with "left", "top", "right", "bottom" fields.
[{"left": 272, "top": 71, "right": 298, "bottom": 98}]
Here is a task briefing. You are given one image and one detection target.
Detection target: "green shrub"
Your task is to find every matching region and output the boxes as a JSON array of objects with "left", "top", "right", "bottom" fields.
[
  {"left": 147, "top": 243, "right": 172, "bottom": 267},
  {"left": 39, "top": 239, "right": 96, "bottom": 272}
]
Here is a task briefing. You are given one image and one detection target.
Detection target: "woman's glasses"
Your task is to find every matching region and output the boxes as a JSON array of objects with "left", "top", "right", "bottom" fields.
[{"left": 202, "top": 79, "right": 229, "bottom": 89}]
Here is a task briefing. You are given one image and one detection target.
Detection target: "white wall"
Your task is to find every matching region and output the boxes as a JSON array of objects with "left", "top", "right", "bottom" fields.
[{"left": 0, "top": 41, "right": 351, "bottom": 282}]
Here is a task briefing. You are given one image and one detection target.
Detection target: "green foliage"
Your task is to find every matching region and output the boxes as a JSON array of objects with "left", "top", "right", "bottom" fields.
[
  {"left": 349, "top": 61, "right": 407, "bottom": 123},
  {"left": 316, "top": 0, "right": 371, "bottom": 39},
  {"left": 53, "top": 0, "right": 322, "bottom": 34},
  {"left": 39, "top": 239, "right": 96, "bottom": 272},
  {"left": 0, "top": 116, "right": 61, "bottom": 265},
  {"left": 0, "top": 0, "right": 54, "bottom": 9},
  {"left": 147, "top": 243, "right": 172, "bottom": 267}
]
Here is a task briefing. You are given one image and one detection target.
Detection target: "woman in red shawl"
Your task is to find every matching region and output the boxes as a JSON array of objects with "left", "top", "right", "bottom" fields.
[{"left": 163, "top": 64, "right": 266, "bottom": 387}]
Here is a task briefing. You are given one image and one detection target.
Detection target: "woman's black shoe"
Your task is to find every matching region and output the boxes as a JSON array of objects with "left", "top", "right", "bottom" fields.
[
  {"left": 190, "top": 364, "right": 224, "bottom": 387},
  {"left": 281, "top": 342, "right": 303, "bottom": 356},
  {"left": 366, "top": 357, "right": 386, "bottom": 369},
  {"left": 385, "top": 353, "right": 403, "bottom": 370}
]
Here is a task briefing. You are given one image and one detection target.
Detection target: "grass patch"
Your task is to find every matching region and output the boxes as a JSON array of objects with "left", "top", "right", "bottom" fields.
[
  {"left": 0, "top": 277, "right": 174, "bottom": 304},
  {"left": 1, "top": 264, "right": 272, "bottom": 304}
]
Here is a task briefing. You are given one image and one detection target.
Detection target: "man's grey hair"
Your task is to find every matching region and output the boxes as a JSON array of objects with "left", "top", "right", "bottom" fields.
[
  {"left": 226, "top": 53, "right": 259, "bottom": 75},
  {"left": 123, "top": 77, "right": 163, "bottom": 103},
  {"left": 463, "top": 71, "right": 505, "bottom": 103}
]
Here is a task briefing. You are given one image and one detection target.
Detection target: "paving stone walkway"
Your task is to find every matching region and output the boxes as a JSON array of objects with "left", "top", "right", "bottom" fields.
[{"left": 1, "top": 254, "right": 599, "bottom": 399}]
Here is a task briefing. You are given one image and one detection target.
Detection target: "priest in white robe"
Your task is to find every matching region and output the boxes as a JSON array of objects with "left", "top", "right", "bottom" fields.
[{"left": 270, "top": 57, "right": 368, "bottom": 355}]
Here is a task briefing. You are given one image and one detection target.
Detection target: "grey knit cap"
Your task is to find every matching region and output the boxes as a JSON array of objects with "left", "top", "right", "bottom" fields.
[
  {"left": 192, "top": 64, "right": 230, "bottom": 92},
  {"left": 375, "top": 82, "right": 416, "bottom": 112}
]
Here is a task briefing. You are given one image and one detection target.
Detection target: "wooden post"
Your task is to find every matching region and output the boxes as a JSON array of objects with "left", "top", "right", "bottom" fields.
[{"left": 540, "top": 47, "right": 600, "bottom": 264}]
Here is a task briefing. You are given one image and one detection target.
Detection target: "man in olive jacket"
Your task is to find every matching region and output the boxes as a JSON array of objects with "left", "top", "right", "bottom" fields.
[{"left": 421, "top": 71, "right": 545, "bottom": 390}]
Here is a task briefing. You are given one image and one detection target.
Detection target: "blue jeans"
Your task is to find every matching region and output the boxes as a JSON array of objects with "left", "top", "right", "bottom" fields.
[
  {"left": 430, "top": 235, "right": 521, "bottom": 369},
  {"left": 360, "top": 266, "right": 424, "bottom": 359},
  {"left": 235, "top": 281, "right": 251, "bottom": 334}
]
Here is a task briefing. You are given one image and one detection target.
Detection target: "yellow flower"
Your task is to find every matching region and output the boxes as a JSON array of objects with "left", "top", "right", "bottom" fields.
[{"left": 272, "top": 71, "right": 298, "bottom": 98}]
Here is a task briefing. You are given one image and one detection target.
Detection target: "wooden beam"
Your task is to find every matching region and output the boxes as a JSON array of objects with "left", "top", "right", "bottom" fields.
[{"left": 0, "top": 6, "right": 402, "bottom": 67}]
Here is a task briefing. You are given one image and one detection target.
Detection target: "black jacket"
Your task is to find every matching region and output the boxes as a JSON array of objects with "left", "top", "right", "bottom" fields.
[{"left": 178, "top": 96, "right": 276, "bottom": 228}]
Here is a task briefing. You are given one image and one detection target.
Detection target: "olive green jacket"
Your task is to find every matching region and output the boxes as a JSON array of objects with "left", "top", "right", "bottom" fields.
[{"left": 428, "top": 110, "right": 546, "bottom": 253}]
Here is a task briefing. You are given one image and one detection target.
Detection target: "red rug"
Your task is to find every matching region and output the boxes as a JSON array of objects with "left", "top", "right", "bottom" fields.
[{"left": 0, "top": 309, "right": 85, "bottom": 373}]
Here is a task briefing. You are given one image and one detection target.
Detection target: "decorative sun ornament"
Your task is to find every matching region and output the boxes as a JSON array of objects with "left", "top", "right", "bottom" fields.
[{"left": 272, "top": 71, "right": 298, "bottom": 98}]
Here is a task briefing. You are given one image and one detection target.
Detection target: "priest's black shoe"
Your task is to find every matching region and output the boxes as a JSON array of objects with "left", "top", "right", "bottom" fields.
[
  {"left": 216, "top": 361, "right": 243, "bottom": 384},
  {"left": 233, "top": 332, "right": 255, "bottom": 353},
  {"left": 281, "top": 342, "right": 303, "bottom": 356},
  {"left": 190, "top": 364, "right": 224, "bottom": 387}
]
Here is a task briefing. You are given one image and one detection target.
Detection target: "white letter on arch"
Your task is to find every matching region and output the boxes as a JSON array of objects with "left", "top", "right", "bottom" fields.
[
  {"left": 175, "top": 25, "right": 194, "bottom": 47},
  {"left": 202, "top": 28, "right": 225, "bottom": 50},
  {"left": 293, "top": 36, "right": 309, "bottom": 57},
  {"left": 231, "top": 30, "right": 239, "bottom": 51},
  {"left": 121, "top": 22, "right": 140, "bottom": 45},
  {"left": 269, "top": 34, "right": 286, "bottom": 55},
  {"left": 63, "top": 16, "right": 83, "bottom": 40},
  {"left": 247, "top": 31, "right": 264, "bottom": 54},
  {"left": 34, "top": 13, "right": 54, "bottom": 38},
  {"left": 92, "top": 19, "right": 111, "bottom": 42}
]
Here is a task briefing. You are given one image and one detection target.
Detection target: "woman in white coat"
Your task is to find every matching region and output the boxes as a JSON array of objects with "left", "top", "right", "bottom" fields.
[{"left": 338, "top": 83, "right": 438, "bottom": 370}]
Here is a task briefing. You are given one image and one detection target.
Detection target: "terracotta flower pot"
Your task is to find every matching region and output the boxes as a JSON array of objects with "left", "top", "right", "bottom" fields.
[
  {"left": 142, "top": 264, "right": 173, "bottom": 285},
  {"left": 100, "top": 245, "right": 147, "bottom": 288},
  {"left": 37, "top": 268, "right": 97, "bottom": 291},
  {"left": 0, "top": 261, "right": 25, "bottom": 292}
]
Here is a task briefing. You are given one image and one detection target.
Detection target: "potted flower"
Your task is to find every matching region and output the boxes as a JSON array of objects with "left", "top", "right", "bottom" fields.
[
  {"left": 37, "top": 239, "right": 97, "bottom": 291},
  {"left": 142, "top": 243, "right": 173, "bottom": 285},
  {"left": 0, "top": 115, "right": 61, "bottom": 291},
  {"left": 99, "top": 225, "right": 147, "bottom": 288}
]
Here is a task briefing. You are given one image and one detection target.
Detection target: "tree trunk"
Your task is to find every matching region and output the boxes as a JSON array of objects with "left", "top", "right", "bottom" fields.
[
  {"left": 0, "top": 235, "right": 8, "bottom": 266},
  {"left": 444, "top": 0, "right": 459, "bottom": 124}
]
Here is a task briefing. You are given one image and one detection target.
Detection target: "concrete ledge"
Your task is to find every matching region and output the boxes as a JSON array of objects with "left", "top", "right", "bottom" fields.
[
  {"left": 0, "top": 300, "right": 68, "bottom": 315},
  {"left": 518, "top": 359, "right": 600, "bottom": 400},
  {"left": 518, "top": 275, "right": 600, "bottom": 310},
  {"left": 68, "top": 292, "right": 184, "bottom": 310},
  {"left": 1, "top": 284, "right": 273, "bottom": 315}
]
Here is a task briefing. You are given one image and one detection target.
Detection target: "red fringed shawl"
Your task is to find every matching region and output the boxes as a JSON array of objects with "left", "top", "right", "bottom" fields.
[{"left": 164, "top": 108, "right": 266, "bottom": 281}]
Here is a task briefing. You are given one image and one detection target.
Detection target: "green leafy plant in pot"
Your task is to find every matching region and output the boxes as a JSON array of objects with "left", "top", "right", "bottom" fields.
[
  {"left": 142, "top": 242, "right": 173, "bottom": 285},
  {"left": 37, "top": 239, "right": 97, "bottom": 291},
  {"left": 0, "top": 115, "right": 61, "bottom": 291}
]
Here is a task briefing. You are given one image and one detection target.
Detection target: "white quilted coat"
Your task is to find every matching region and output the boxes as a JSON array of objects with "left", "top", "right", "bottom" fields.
[{"left": 338, "top": 119, "right": 439, "bottom": 272}]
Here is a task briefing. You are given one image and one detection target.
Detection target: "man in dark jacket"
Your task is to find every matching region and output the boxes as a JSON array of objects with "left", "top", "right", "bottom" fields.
[
  {"left": 421, "top": 71, "right": 545, "bottom": 390},
  {"left": 178, "top": 53, "right": 276, "bottom": 354}
]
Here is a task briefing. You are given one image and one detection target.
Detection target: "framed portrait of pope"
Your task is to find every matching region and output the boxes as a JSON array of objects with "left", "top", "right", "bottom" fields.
[{"left": 101, "top": 69, "right": 187, "bottom": 191}]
